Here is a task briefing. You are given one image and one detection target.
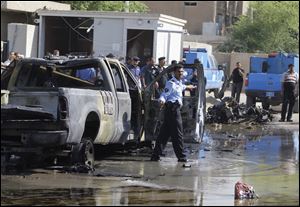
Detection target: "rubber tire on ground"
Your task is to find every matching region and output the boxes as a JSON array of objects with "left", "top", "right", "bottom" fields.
[{"left": 71, "top": 138, "right": 94, "bottom": 168}]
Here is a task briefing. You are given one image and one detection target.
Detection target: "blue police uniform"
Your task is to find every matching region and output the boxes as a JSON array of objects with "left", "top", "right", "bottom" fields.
[
  {"left": 159, "top": 77, "right": 186, "bottom": 106},
  {"left": 151, "top": 77, "right": 187, "bottom": 162}
]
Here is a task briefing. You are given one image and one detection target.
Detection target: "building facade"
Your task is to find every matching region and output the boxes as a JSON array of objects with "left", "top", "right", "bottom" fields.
[{"left": 142, "top": 1, "right": 249, "bottom": 35}]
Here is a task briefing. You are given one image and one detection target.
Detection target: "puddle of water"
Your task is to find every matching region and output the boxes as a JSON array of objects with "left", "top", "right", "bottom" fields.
[{"left": 1, "top": 131, "right": 299, "bottom": 206}]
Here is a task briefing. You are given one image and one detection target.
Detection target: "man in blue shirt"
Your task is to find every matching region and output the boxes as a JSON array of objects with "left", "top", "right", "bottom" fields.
[
  {"left": 150, "top": 64, "right": 196, "bottom": 162},
  {"left": 129, "top": 56, "right": 142, "bottom": 88},
  {"left": 76, "top": 68, "right": 96, "bottom": 82}
]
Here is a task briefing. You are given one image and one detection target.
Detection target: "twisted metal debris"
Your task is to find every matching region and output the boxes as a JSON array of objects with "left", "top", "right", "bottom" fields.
[{"left": 206, "top": 97, "right": 273, "bottom": 124}]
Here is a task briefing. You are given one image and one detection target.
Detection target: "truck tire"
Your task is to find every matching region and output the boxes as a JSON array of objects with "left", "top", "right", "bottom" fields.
[
  {"left": 246, "top": 95, "right": 256, "bottom": 108},
  {"left": 71, "top": 138, "right": 94, "bottom": 168}
]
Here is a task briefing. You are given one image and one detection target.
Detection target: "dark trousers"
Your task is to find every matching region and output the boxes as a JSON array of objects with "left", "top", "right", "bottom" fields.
[
  {"left": 281, "top": 82, "right": 296, "bottom": 121},
  {"left": 152, "top": 102, "right": 186, "bottom": 159},
  {"left": 231, "top": 82, "right": 243, "bottom": 103}
]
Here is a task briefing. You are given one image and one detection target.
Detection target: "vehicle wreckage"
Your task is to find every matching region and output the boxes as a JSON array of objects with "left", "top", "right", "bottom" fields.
[
  {"left": 1, "top": 57, "right": 206, "bottom": 168},
  {"left": 206, "top": 96, "right": 273, "bottom": 124}
]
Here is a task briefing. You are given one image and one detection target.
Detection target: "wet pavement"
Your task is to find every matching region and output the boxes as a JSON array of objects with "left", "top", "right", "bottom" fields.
[{"left": 1, "top": 122, "right": 299, "bottom": 206}]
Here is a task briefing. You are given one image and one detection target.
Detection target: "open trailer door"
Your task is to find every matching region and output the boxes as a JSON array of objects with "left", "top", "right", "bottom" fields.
[{"left": 143, "top": 63, "right": 206, "bottom": 144}]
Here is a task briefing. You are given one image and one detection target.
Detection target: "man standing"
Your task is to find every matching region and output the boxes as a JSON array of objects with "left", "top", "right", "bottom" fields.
[
  {"left": 230, "top": 62, "right": 245, "bottom": 103},
  {"left": 157, "top": 57, "right": 168, "bottom": 96},
  {"left": 140, "top": 56, "right": 158, "bottom": 88},
  {"left": 129, "top": 56, "right": 142, "bottom": 88},
  {"left": 279, "top": 64, "right": 299, "bottom": 122},
  {"left": 150, "top": 64, "right": 196, "bottom": 162}
]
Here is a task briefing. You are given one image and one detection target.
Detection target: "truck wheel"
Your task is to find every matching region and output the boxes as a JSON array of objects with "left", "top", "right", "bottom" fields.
[
  {"left": 246, "top": 96, "right": 256, "bottom": 108},
  {"left": 71, "top": 138, "right": 94, "bottom": 168}
]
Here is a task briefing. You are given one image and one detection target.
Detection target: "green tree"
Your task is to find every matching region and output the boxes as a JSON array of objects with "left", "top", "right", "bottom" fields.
[
  {"left": 59, "top": 1, "right": 149, "bottom": 13},
  {"left": 219, "top": 1, "right": 299, "bottom": 53}
]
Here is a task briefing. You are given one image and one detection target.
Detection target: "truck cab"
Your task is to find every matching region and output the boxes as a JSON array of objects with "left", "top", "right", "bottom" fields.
[
  {"left": 245, "top": 52, "right": 299, "bottom": 111},
  {"left": 184, "top": 48, "right": 227, "bottom": 99}
]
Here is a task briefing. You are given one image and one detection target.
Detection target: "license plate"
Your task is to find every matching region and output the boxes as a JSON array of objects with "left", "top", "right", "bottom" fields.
[{"left": 266, "top": 92, "right": 274, "bottom": 97}]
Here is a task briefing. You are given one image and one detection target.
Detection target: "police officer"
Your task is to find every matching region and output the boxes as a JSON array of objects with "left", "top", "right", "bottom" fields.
[
  {"left": 229, "top": 62, "right": 245, "bottom": 103},
  {"left": 279, "top": 64, "right": 299, "bottom": 122},
  {"left": 150, "top": 64, "right": 196, "bottom": 162}
]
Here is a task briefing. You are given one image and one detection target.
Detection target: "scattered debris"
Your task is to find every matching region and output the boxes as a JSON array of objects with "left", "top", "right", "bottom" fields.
[
  {"left": 234, "top": 181, "right": 259, "bottom": 199},
  {"left": 206, "top": 97, "right": 273, "bottom": 124},
  {"left": 182, "top": 163, "right": 191, "bottom": 168},
  {"left": 68, "top": 163, "right": 94, "bottom": 174}
]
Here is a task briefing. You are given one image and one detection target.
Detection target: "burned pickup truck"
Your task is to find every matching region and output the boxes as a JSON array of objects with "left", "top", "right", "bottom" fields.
[{"left": 1, "top": 57, "right": 205, "bottom": 167}]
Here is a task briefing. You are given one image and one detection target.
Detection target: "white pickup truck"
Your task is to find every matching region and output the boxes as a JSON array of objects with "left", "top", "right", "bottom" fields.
[{"left": 1, "top": 57, "right": 205, "bottom": 167}]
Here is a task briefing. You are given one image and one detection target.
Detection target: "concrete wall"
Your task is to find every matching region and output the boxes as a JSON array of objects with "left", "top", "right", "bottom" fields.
[
  {"left": 212, "top": 52, "right": 268, "bottom": 76},
  {"left": 212, "top": 52, "right": 268, "bottom": 92},
  {"left": 229, "top": 53, "right": 268, "bottom": 75},
  {"left": 213, "top": 52, "right": 231, "bottom": 75},
  {"left": 93, "top": 18, "right": 124, "bottom": 57},
  {"left": 142, "top": 1, "right": 249, "bottom": 35},
  {"left": 1, "top": 11, "right": 31, "bottom": 41},
  {"left": 142, "top": 1, "right": 215, "bottom": 34},
  {"left": 202, "top": 22, "right": 217, "bottom": 36},
  {"left": 7, "top": 23, "right": 38, "bottom": 57}
]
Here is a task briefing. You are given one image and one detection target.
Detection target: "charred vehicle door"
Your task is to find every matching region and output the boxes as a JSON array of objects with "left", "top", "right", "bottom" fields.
[
  {"left": 119, "top": 62, "right": 144, "bottom": 141},
  {"left": 104, "top": 59, "right": 144, "bottom": 143},
  {"left": 144, "top": 63, "right": 206, "bottom": 143},
  {"left": 104, "top": 59, "right": 131, "bottom": 143}
]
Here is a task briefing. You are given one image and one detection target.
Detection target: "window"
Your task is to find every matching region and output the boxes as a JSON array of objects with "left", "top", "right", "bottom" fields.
[
  {"left": 184, "top": 2, "right": 197, "bottom": 6},
  {"left": 121, "top": 65, "right": 136, "bottom": 90},
  {"left": 262, "top": 61, "right": 269, "bottom": 73},
  {"left": 110, "top": 63, "right": 125, "bottom": 92}
]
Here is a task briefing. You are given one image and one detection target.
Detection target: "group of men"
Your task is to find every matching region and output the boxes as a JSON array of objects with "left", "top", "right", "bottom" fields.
[
  {"left": 78, "top": 54, "right": 298, "bottom": 162},
  {"left": 125, "top": 55, "right": 197, "bottom": 162},
  {"left": 126, "top": 56, "right": 173, "bottom": 97},
  {"left": 2, "top": 50, "right": 297, "bottom": 162}
]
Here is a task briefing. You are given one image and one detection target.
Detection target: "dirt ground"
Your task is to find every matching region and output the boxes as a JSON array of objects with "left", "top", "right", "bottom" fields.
[{"left": 1, "top": 91, "right": 299, "bottom": 206}]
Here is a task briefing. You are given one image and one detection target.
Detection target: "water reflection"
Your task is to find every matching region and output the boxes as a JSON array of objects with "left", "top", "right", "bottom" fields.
[{"left": 1, "top": 131, "right": 299, "bottom": 206}]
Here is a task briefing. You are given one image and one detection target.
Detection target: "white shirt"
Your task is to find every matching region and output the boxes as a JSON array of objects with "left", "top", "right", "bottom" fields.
[{"left": 281, "top": 71, "right": 299, "bottom": 84}]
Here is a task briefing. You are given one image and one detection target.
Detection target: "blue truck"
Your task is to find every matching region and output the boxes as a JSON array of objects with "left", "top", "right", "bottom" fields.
[
  {"left": 245, "top": 52, "right": 299, "bottom": 111},
  {"left": 184, "top": 48, "right": 227, "bottom": 99}
]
